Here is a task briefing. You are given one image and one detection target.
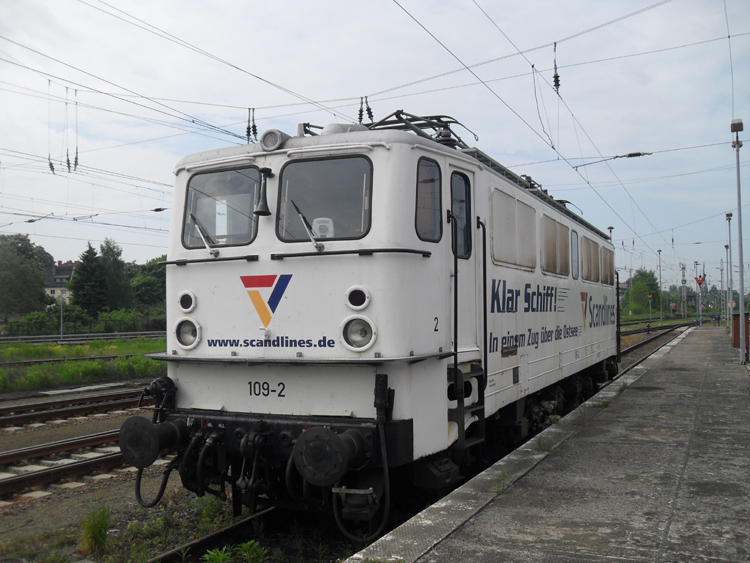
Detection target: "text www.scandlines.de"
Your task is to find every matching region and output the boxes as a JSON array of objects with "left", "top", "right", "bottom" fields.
[{"left": 207, "top": 336, "right": 335, "bottom": 348}]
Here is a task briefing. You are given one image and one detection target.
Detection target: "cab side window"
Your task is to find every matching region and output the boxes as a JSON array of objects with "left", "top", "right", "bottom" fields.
[
  {"left": 415, "top": 158, "right": 442, "bottom": 242},
  {"left": 451, "top": 172, "right": 471, "bottom": 259}
]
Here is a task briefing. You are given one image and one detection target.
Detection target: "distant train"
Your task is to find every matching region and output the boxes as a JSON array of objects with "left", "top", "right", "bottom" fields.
[{"left": 120, "top": 110, "right": 619, "bottom": 540}]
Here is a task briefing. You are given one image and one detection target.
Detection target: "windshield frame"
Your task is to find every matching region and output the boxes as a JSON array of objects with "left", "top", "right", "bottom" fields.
[
  {"left": 181, "top": 166, "right": 261, "bottom": 250},
  {"left": 275, "top": 155, "right": 374, "bottom": 244}
]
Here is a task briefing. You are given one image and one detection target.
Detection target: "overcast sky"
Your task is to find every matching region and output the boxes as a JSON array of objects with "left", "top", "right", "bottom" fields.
[{"left": 0, "top": 0, "right": 748, "bottom": 292}]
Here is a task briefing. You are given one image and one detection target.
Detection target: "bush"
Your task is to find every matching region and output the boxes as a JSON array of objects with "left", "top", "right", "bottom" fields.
[{"left": 114, "top": 355, "right": 165, "bottom": 379}]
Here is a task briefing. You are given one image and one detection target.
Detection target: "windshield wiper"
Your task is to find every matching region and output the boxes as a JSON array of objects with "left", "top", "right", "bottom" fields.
[
  {"left": 189, "top": 212, "right": 219, "bottom": 257},
  {"left": 290, "top": 200, "right": 324, "bottom": 252}
]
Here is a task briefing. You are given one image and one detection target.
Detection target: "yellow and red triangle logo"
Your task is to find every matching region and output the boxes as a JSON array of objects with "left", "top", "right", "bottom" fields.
[{"left": 240, "top": 275, "right": 292, "bottom": 328}]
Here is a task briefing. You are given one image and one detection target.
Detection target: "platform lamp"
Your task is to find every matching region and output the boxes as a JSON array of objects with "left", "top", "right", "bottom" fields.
[{"left": 731, "top": 118, "right": 746, "bottom": 363}]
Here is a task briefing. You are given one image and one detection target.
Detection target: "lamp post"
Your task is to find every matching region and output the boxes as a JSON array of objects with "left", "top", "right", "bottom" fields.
[{"left": 732, "top": 118, "right": 746, "bottom": 363}]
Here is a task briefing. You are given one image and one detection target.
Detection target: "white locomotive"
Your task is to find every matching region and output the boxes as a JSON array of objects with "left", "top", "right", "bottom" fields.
[{"left": 120, "top": 111, "right": 619, "bottom": 539}]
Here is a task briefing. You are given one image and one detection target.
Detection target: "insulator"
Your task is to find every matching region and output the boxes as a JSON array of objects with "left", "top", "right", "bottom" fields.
[
  {"left": 48, "top": 158, "right": 55, "bottom": 174},
  {"left": 554, "top": 72, "right": 560, "bottom": 92},
  {"left": 66, "top": 150, "right": 71, "bottom": 173},
  {"left": 251, "top": 108, "right": 258, "bottom": 141},
  {"left": 365, "top": 96, "right": 373, "bottom": 121},
  {"left": 358, "top": 97, "right": 364, "bottom": 124},
  {"left": 74, "top": 148, "right": 78, "bottom": 171}
]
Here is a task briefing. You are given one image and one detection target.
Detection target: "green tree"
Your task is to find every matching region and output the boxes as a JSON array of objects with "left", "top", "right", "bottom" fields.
[
  {"left": 71, "top": 243, "right": 109, "bottom": 316},
  {"left": 99, "top": 238, "right": 134, "bottom": 310},
  {"left": 623, "top": 268, "right": 662, "bottom": 313},
  {"left": 0, "top": 233, "right": 54, "bottom": 268},
  {"left": 0, "top": 241, "right": 46, "bottom": 322},
  {"left": 132, "top": 255, "right": 166, "bottom": 306}
]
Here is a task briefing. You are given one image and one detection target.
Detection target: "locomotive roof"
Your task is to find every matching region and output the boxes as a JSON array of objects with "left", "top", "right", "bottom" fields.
[{"left": 175, "top": 111, "right": 611, "bottom": 242}]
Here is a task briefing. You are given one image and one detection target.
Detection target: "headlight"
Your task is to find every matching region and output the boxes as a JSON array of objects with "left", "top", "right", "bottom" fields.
[
  {"left": 341, "top": 315, "right": 376, "bottom": 352},
  {"left": 178, "top": 290, "right": 197, "bottom": 313},
  {"left": 175, "top": 318, "right": 201, "bottom": 349}
]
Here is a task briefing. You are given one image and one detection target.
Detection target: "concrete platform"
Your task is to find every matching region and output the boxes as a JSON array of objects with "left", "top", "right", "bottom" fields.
[{"left": 352, "top": 327, "right": 750, "bottom": 563}]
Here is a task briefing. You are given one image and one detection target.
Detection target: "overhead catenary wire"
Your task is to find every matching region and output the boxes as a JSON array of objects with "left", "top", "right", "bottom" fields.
[
  {"left": 77, "top": 0, "right": 355, "bottom": 124},
  {"left": 371, "top": 0, "right": 675, "bottom": 99},
  {"left": 0, "top": 147, "right": 171, "bottom": 188},
  {"left": 471, "top": 0, "right": 683, "bottom": 264},
  {"left": 395, "top": 0, "right": 664, "bottom": 261},
  {"left": 0, "top": 72, "right": 242, "bottom": 147},
  {"left": 3, "top": 27, "right": 738, "bottom": 163},
  {"left": 0, "top": 35, "right": 246, "bottom": 141}
]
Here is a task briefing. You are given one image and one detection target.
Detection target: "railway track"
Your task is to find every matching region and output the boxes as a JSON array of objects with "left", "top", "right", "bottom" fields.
[
  {"left": 0, "top": 389, "right": 152, "bottom": 427},
  {"left": 620, "top": 320, "right": 695, "bottom": 336},
  {"left": 0, "top": 430, "right": 124, "bottom": 496},
  {"left": 619, "top": 323, "right": 689, "bottom": 372},
  {"left": 149, "top": 508, "right": 275, "bottom": 563}
]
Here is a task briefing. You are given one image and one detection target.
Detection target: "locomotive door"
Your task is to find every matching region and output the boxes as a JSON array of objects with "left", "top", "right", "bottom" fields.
[{"left": 448, "top": 168, "right": 479, "bottom": 358}]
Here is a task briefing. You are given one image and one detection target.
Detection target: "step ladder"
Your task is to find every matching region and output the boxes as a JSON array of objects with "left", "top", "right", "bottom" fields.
[{"left": 448, "top": 363, "right": 486, "bottom": 450}]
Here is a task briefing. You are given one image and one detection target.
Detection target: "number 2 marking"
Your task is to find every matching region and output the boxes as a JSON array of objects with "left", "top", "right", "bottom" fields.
[{"left": 434, "top": 317, "right": 439, "bottom": 332}]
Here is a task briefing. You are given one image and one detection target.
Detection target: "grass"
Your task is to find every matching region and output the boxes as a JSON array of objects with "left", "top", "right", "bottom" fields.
[
  {"left": 597, "top": 400, "right": 611, "bottom": 408},
  {"left": 0, "top": 529, "right": 77, "bottom": 562},
  {"left": 0, "top": 356, "right": 166, "bottom": 393},
  {"left": 0, "top": 338, "right": 167, "bottom": 393},
  {"left": 0, "top": 337, "right": 165, "bottom": 362},
  {"left": 577, "top": 406, "right": 588, "bottom": 425},
  {"left": 491, "top": 468, "right": 509, "bottom": 494},
  {"left": 79, "top": 502, "right": 111, "bottom": 557},
  {"left": 536, "top": 436, "right": 553, "bottom": 452},
  {"left": 617, "top": 382, "right": 629, "bottom": 395},
  {"left": 1, "top": 491, "right": 359, "bottom": 562}
]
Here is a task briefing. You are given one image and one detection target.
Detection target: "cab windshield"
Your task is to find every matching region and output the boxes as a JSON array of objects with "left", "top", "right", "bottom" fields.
[
  {"left": 182, "top": 167, "right": 260, "bottom": 248},
  {"left": 276, "top": 156, "right": 372, "bottom": 242}
]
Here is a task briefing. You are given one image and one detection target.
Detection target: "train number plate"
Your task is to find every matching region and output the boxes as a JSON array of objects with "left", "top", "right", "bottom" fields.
[{"left": 247, "top": 381, "right": 286, "bottom": 397}]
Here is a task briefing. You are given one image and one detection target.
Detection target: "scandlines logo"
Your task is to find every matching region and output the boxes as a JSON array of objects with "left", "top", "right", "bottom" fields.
[
  {"left": 240, "top": 274, "right": 292, "bottom": 328},
  {"left": 580, "top": 292, "right": 588, "bottom": 331}
]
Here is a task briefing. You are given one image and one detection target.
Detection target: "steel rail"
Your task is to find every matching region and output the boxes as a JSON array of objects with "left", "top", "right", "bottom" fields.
[
  {"left": 147, "top": 508, "right": 275, "bottom": 563},
  {"left": 0, "top": 430, "right": 120, "bottom": 466},
  {"left": 620, "top": 325, "right": 687, "bottom": 361},
  {"left": 0, "top": 389, "right": 143, "bottom": 417},
  {"left": 0, "top": 452, "right": 124, "bottom": 496},
  {"left": 0, "top": 354, "right": 143, "bottom": 368},
  {"left": 621, "top": 321, "right": 694, "bottom": 337},
  {"left": 0, "top": 395, "right": 148, "bottom": 427}
]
